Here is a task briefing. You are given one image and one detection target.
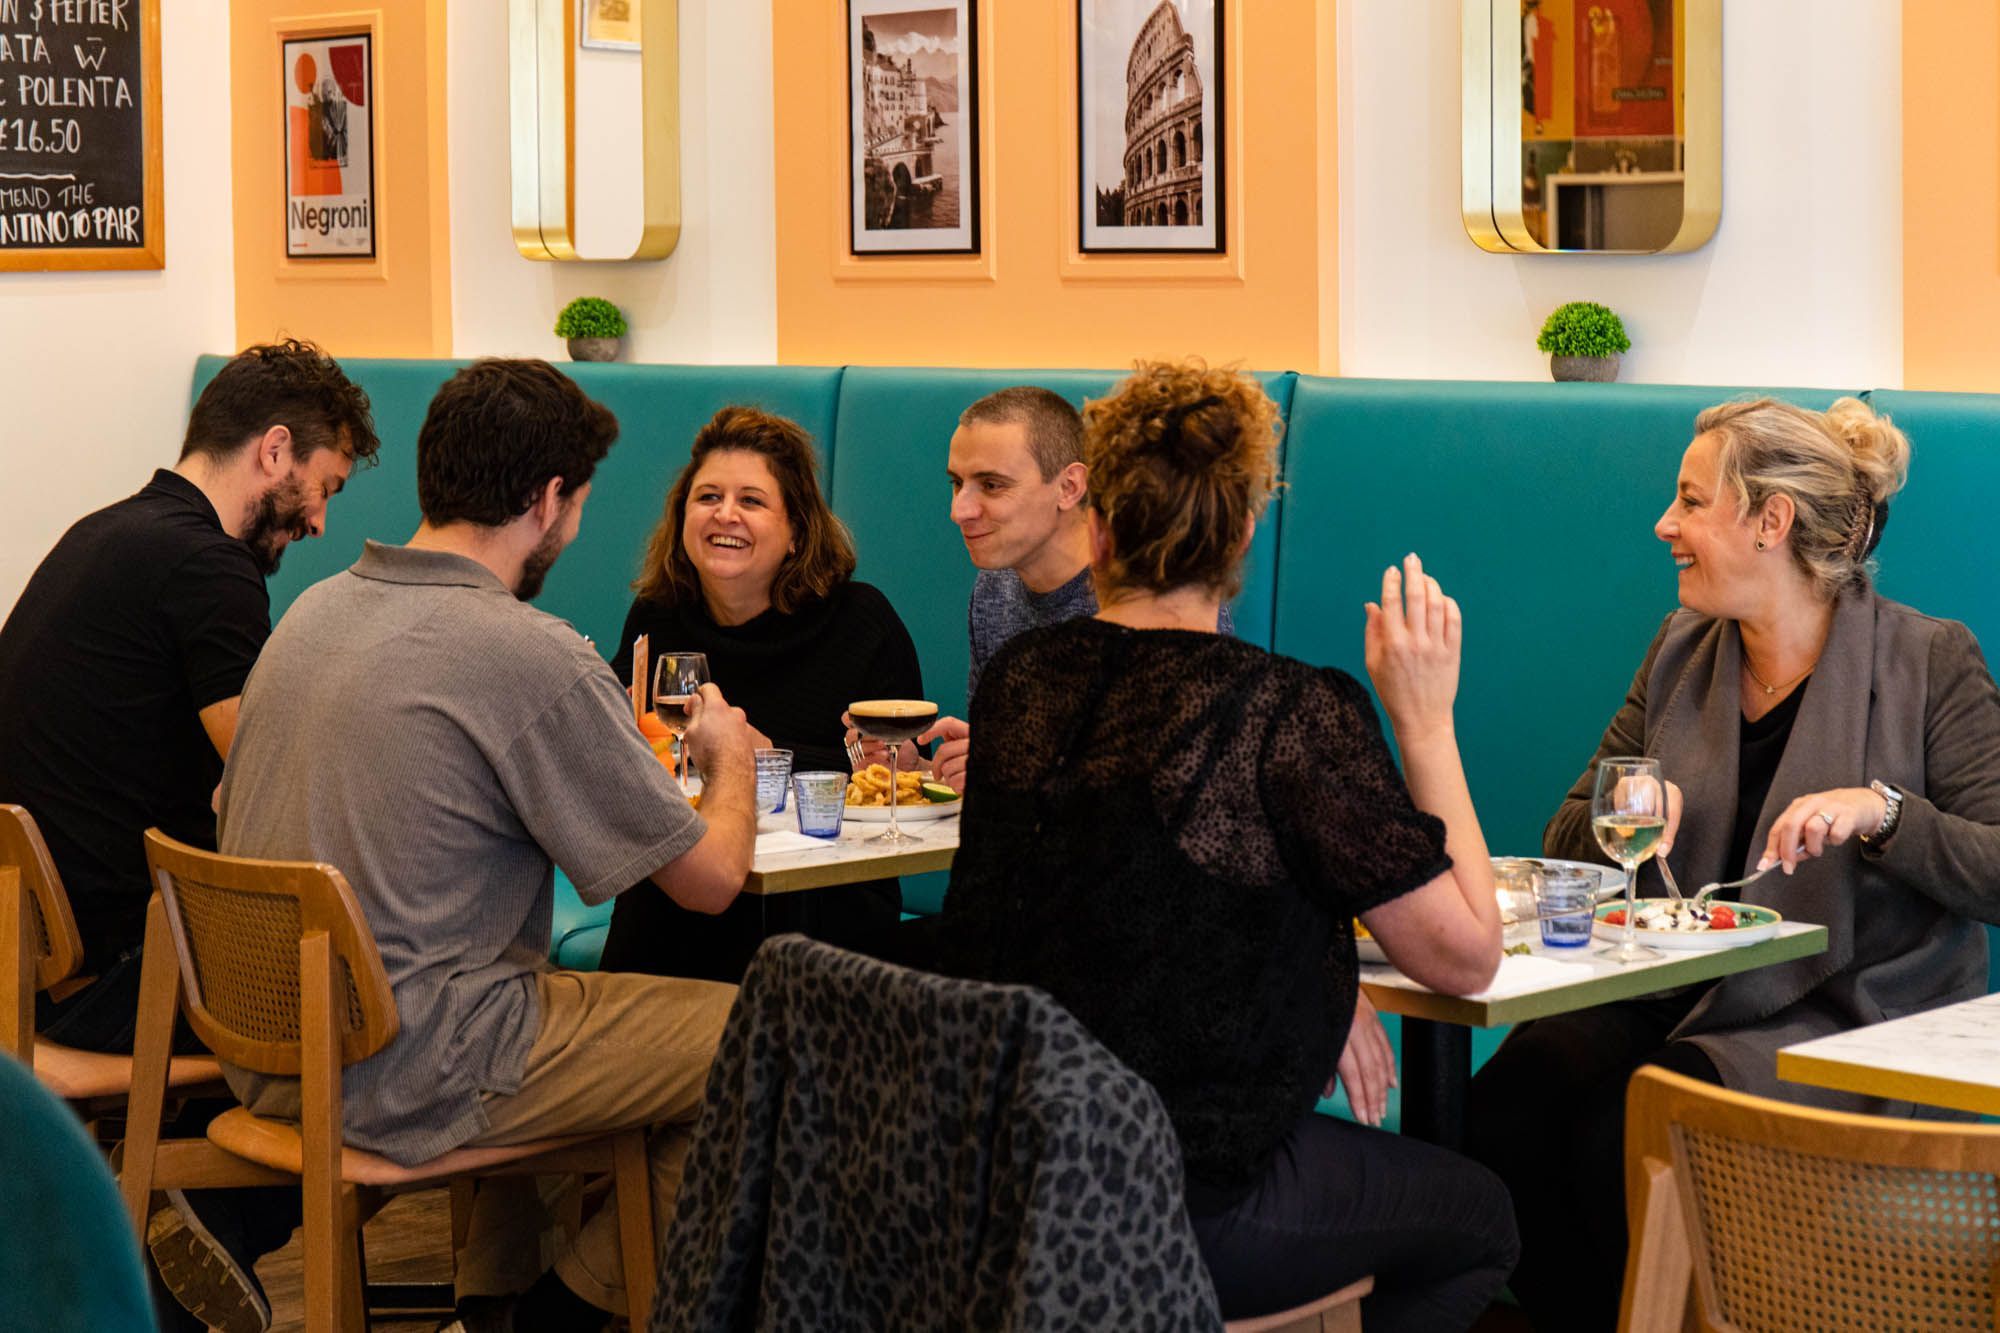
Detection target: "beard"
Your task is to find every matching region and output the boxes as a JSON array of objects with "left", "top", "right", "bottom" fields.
[
  {"left": 516, "top": 522, "right": 567, "bottom": 601},
  {"left": 242, "top": 474, "right": 311, "bottom": 576}
]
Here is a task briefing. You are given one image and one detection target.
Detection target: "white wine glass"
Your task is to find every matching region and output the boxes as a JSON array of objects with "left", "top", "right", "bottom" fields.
[
  {"left": 848, "top": 700, "right": 937, "bottom": 845},
  {"left": 1591, "top": 756, "right": 1665, "bottom": 964},
  {"left": 653, "top": 652, "right": 710, "bottom": 795}
]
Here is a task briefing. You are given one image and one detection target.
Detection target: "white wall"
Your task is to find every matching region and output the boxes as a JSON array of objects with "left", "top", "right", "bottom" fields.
[
  {"left": 0, "top": 8, "right": 237, "bottom": 611},
  {"left": 1338, "top": 2, "right": 1902, "bottom": 388},
  {"left": 448, "top": 0, "right": 778, "bottom": 363}
]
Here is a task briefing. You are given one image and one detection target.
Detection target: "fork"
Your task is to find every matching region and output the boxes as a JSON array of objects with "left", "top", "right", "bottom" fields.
[
  {"left": 845, "top": 738, "right": 866, "bottom": 773},
  {"left": 1690, "top": 862, "right": 1776, "bottom": 909}
]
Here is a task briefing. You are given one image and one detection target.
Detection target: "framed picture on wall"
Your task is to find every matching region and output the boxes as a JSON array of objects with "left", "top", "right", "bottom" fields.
[
  {"left": 847, "top": 0, "right": 979, "bottom": 255},
  {"left": 283, "top": 32, "right": 376, "bottom": 259},
  {"left": 1077, "top": 0, "right": 1223, "bottom": 254},
  {"left": 580, "top": 0, "right": 640, "bottom": 53}
]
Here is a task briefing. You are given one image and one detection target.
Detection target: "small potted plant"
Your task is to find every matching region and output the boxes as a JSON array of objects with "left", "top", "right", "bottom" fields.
[
  {"left": 1537, "top": 301, "right": 1630, "bottom": 382},
  {"left": 554, "top": 297, "right": 627, "bottom": 363}
]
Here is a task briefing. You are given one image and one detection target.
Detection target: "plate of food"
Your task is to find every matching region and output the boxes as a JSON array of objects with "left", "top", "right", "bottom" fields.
[
  {"left": 843, "top": 764, "right": 962, "bottom": 822},
  {"left": 1593, "top": 898, "right": 1782, "bottom": 950}
]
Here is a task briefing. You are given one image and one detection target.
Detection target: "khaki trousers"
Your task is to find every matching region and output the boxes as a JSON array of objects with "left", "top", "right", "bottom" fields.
[{"left": 456, "top": 968, "right": 735, "bottom": 1314}]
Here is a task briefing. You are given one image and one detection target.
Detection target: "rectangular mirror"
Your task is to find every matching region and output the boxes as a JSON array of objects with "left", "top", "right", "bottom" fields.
[
  {"left": 510, "top": 0, "right": 681, "bottom": 261},
  {"left": 1463, "top": 0, "right": 1718, "bottom": 254}
]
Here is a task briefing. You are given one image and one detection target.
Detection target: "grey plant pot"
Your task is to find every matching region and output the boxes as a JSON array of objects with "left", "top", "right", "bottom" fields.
[
  {"left": 567, "top": 336, "right": 622, "bottom": 363},
  {"left": 1550, "top": 353, "right": 1621, "bottom": 383}
]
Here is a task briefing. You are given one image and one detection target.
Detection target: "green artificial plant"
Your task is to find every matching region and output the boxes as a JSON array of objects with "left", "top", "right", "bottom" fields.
[
  {"left": 554, "top": 297, "right": 628, "bottom": 340},
  {"left": 1535, "top": 302, "right": 1631, "bottom": 359}
]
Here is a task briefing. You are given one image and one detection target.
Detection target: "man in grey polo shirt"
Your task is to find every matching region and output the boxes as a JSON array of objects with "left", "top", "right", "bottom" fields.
[{"left": 219, "top": 359, "right": 758, "bottom": 1331}]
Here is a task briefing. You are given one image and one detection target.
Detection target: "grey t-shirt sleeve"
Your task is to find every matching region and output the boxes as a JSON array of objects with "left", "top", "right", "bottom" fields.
[{"left": 496, "top": 666, "right": 706, "bottom": 906}]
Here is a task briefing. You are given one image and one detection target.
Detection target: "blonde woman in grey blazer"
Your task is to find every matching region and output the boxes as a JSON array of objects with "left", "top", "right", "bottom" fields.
[{"left": 1467, "top": 396, "right": 2000, "bottom": 1333}]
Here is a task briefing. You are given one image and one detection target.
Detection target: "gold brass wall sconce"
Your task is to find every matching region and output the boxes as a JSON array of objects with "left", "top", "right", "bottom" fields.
[
  {"left": 1462, "top": 0, "right": 1719, "bottom": 255},
  {"left": 509, "top": 0, "right": 681, "bottom": 261}
]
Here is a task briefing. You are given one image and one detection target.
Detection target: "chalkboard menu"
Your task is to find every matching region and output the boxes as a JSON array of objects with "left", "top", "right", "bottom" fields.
[{"left": 0, "top": 0, "right": 162, "bottom": 270}]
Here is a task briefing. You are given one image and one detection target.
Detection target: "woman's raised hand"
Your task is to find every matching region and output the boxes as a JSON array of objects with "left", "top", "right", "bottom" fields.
[{"left": 1364, "top": 553, "right": 1462, "bottom": 744}]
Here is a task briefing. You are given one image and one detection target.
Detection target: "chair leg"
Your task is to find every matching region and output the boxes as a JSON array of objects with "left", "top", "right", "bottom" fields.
[
  {"left": 1, "top": 868, "right": 32, "bottom": 1064},
  {"left": 1324, "top": 1302, "right": 1362, "bottom": 1333},
  {"left": 614, "top": 1130, "right": 657, "bottom": 1329},
  {"left": 342, "top": 1186, "right": 369, "bottom": 1333},
  {"left": 449, "top": 1177, "right": 476, "bottom": 1256},
  {"left": 119, "top": 894, "right": 183, "bottom": 1233}
]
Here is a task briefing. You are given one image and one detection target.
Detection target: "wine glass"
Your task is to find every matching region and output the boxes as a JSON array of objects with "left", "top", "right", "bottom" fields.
[
  {"left": 652, "top": 652, "right": 710, "bottom": 794},
  {"left": 848, "top": 699, "right": 938, "bottom": 845},
  {"left": 1591, "top": 756, "right": 1665, "bottom": 963}
]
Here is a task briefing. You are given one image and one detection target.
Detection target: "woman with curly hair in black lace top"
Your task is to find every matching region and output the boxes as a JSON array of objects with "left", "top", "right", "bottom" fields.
[{"left": 936, "top": 360, "right": 1519, "bottom": 1331}]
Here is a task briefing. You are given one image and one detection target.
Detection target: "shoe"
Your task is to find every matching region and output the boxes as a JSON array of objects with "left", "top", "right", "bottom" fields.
[
  {"left": 146, "top": 1190, "right": 273, "bottom": 1333},
  {"left": 436, "top": 1293, "right": 516, "bottom": 1332}
]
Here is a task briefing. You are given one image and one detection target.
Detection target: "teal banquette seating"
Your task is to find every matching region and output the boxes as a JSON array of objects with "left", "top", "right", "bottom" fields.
[{"left": 193, "top": 358, "right": 2000, "bottom": 1121}]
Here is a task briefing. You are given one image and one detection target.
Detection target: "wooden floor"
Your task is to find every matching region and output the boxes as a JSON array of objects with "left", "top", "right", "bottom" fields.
[{"left": 258, "top": 1190, "right": 453, "bottom": 1333}]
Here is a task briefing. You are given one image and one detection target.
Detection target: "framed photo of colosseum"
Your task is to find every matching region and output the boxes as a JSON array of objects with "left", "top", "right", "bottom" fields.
[
  {"left": 1077, "top": 0, "right": 1223, "bottom": 254},
  {"left": 847, "top": 0, "right": 980, "bottom": 255}
]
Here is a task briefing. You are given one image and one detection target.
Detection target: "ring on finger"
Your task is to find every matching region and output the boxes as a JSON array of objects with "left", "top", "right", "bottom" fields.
[{"left": 1816, "top": 810, "right": 1835, "bottom": 830}]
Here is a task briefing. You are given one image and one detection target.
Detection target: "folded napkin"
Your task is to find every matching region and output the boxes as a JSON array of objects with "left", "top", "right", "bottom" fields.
[
  {"left": 755, "top": 830, "right": 842, "bottom": 857},
  {"left": 1465, "top": 952, "right": 1598, "bottom": 999}
]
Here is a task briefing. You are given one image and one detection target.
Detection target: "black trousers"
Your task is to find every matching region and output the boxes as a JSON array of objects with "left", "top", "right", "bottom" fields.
[
  {"left": 1188, "top": 1113, "right": 1519, "bottom": 1333},
  {"left": 1464, "top": 988, "right": 1720, "bottom": 1333},
  {"left": 39, "top": 952, "right": 301, "bottom": 1331},
  {"left": 600, "top": 879, "right": 902, "bottom": 984}
]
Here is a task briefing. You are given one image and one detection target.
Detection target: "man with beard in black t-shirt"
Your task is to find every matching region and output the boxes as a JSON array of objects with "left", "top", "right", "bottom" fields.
[{"left": 0, "top": 339, "right": 378, "bottom": 1333}]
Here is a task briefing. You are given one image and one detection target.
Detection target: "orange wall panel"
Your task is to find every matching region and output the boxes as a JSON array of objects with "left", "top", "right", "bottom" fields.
[
  {"left": 231, "top": 2, "right": 452, "bottom": 357},
  {"left": 1903, "top": 0, "right": 2000, "bottom": 391},
  {"left": 773, "top": 0, "right": 1338, "bottom": 372}
]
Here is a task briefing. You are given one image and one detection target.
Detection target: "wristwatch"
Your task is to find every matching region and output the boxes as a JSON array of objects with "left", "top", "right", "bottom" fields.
[{"left": 1860, "top": 779, "right": 1904, "bottom": 849}]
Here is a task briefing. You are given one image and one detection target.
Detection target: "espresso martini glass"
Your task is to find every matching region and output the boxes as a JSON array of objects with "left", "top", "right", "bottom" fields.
[{"left": 848, "top": 699, "right": 938, "bottom": 845}]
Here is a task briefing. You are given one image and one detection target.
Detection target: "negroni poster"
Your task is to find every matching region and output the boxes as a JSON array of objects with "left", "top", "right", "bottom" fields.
[
  {"left": 1572, "top": 0, "right": 1672, "bottom": 138},
  {"left": 283, "top": 34, "right": 374, "bottom": 258}
]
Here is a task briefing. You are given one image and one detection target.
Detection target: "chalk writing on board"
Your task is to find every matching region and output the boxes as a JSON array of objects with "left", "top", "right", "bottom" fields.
[{"left": 0, "top": 0, "right": 149, "bottom": 252}]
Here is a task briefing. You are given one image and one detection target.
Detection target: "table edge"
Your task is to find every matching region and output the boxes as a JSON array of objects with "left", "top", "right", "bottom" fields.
[
  {"left": 1776, "top": 1048, "right": 2000, "bottom": 1118},
  {"left": 1364, "top": 925, "right": 1830, "bottom": 1027}
]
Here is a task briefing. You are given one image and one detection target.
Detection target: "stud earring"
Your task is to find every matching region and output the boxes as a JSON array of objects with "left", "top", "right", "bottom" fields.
[{"left": 1755, "top": 539, "right": 1766, "bottom": 550}]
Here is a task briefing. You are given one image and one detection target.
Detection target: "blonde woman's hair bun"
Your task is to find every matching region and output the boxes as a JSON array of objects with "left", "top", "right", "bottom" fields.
[{"left": 1822, "top": 396, "right": 1911, "bottom": 508}]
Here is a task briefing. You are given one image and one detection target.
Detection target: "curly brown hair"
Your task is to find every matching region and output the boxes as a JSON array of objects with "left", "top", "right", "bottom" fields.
[
  {"left": 182, "top": 339, "right": 380, "bottom": 467},
  {"left": 1080, "top": 360, "right": 1281, "bottom": 600},
  {"left": 633, "top": 406, "right": 857, "bottom": 613}
]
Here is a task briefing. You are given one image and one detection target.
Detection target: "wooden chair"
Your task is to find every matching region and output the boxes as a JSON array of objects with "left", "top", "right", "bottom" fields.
[
  {"left": 1224, "top": 1276, "right": 1374, "bottom": 1332},
  {"left": 0, "top": 802, "right": 222, "bottom": 1101},
  {"left": 120, "top": 828, "right": 659, "bottom": 1333},
  {"left": 1619, "top": 1065, "right": 2000, "bottom": 1332}
]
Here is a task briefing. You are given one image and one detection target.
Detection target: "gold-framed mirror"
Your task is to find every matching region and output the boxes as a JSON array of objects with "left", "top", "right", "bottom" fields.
[
  {"left": 509, "top": 0, "right": 681, "bottom": 261},
  {"left": 1463, "top": 0, "right": 1719, "bottom": 254}
]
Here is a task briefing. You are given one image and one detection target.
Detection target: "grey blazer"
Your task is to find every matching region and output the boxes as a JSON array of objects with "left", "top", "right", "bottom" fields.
[{"left": 1547, "top": 588, "right": 2000, "bottom": 1113}]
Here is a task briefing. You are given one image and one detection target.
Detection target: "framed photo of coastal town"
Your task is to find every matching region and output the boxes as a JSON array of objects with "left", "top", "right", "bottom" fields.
[
  {"left": 847, "top": 0, "right": 979, "bottom": 255},
  {"left": 1077, "top": 0, "right": 1223, "bottom": 254},
  {"left": 282, "top": 32, "right": 375, "bottom": 259}
]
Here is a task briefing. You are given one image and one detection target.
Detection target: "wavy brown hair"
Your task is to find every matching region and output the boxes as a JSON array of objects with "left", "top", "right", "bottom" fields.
[
  {"left": 632, "top": 405, "right": 856, "bottom": 613},
  {"left": 1081, "top": 360, "right": 1282, "bottom": 600}
]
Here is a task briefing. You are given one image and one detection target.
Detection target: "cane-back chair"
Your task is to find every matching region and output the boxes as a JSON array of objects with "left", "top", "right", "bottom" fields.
[{"left": 121, "top": 828, "right": 658, "bottom": 1333}]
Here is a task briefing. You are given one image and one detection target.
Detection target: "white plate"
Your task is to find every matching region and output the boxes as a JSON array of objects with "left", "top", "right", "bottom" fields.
[
  {"left": 1355, "top": 857, "right": 1628, "bottom": 964},
  {"left": 842, "top": 799, "right": 962, "bottom": 823},
  {"left": 1592, "top": 898, "right": 1783, "bottom": 950}
]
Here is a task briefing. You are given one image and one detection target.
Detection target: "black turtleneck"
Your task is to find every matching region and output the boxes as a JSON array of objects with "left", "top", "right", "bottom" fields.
[{"left": 600, "top": 579, "right": 924, "bottom": 981}]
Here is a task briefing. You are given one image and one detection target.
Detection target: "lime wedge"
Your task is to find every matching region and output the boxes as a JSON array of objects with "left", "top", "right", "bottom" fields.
[{"left": 920, "top": 781, "right": 958, "bottom": 803}]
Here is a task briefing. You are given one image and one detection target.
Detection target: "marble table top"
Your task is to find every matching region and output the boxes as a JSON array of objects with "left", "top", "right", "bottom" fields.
[
  {"left": 1360, "top": 921, "right": 1828, "bottom": 1027},
  {"left": 1777, "top": 990, "right": 2000, "bottom": 1116},
  {"left": 745, "top": 811, "right": 959, "bottom": 894}
]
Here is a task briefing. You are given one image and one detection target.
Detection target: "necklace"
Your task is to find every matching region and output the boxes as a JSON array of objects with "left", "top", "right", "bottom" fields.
[{"left": 1743, "top": 650, "right": 1817, "bottom": 696}]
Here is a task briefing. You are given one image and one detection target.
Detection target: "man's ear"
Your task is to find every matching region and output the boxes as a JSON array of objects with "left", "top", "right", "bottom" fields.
[
  {"left": 1055, "top": 461, "right": 1090, "bottom": 512},
  {"left": 530, "top": 477, "right": 566, "bottom": 532},
  {"left": 254, "top": 425, "right": 293, "bottom": 478}
]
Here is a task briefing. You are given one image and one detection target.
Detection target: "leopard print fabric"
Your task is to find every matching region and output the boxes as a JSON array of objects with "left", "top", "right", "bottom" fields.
[{"left": 650, "top": 935, "right": 1224, "bottom": 1332}]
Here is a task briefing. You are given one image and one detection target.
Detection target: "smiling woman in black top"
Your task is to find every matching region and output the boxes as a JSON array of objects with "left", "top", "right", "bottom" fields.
[
  {"left": 602, "top": 406, "right": 922, "bottom": 982},
  {"left": 937, "top": 360, "right": 1514, "bottom": 1332}
]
